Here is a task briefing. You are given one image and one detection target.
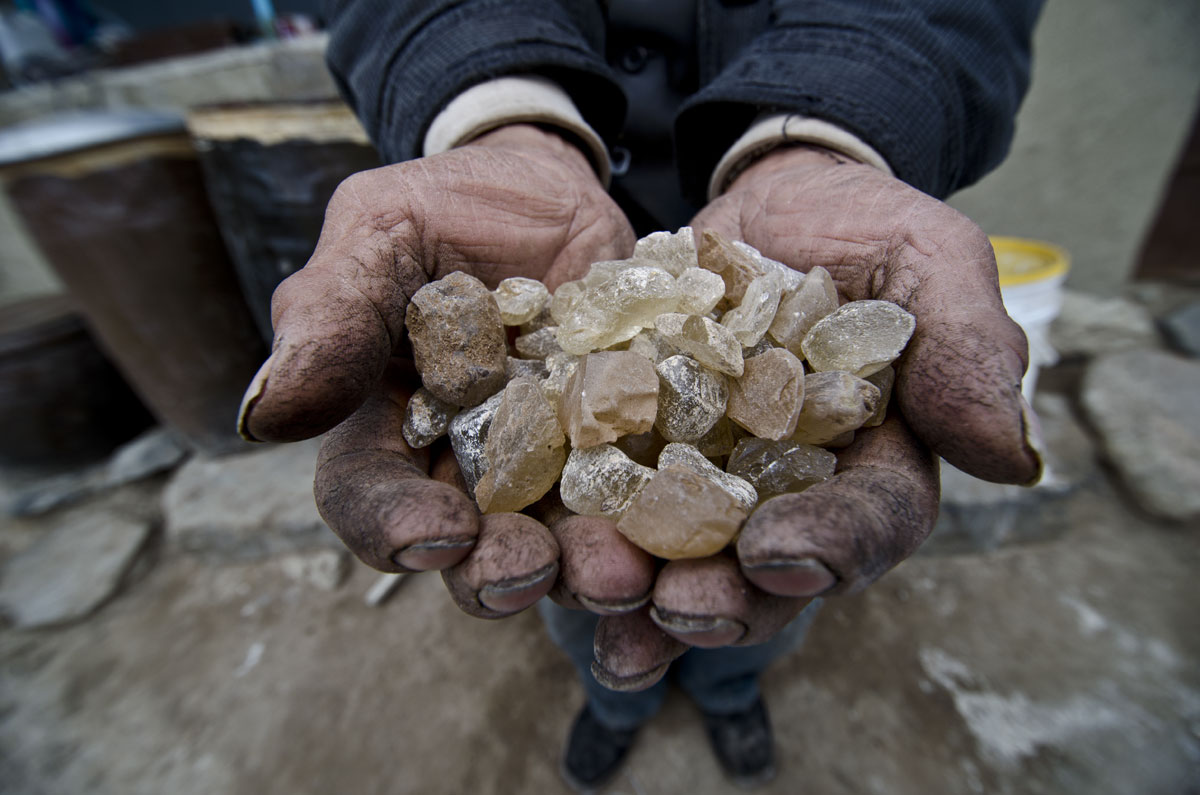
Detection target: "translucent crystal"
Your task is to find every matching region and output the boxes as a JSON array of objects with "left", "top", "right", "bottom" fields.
[
  {"left": 658, "top": 442, "right": 757, "bottom": 513},
  {"left": 721, "top": 271, "right": 786, "bottom": 347},
  {"left": 727, "top": 438, "right": 836, "bottom": 500},
  {"left": 402, "top": 387, "right": 460, "bottom": 449},
  {"left": 789, "top": 371, "right": 880, "bottom": 445},
  {"left": 474, "top": 378, "right": 567, "bottom": 513},
  {"left": 405, "top": 271, "right": 508, "bottom": 407},
  {"left": 514, "top": 326, "right": 562, "bottom": 360},
  {"left": 506, "top": 356, "right": 548, "bottom": 382},
  {"left": 448, "top": 391, "right": 504, "bottom": 494},
  {"left": 726, "top": 348, "right": 805, "bottom": 441},
  {"left": 493, "top": 277, "right": 550, "bottom": 326},
  {"left": 550, "top": 280, "right": 585, "bottom": 325},
  {"left": 654, "top": 313, "right": 744, "bottom": 377},
  {"left": 560, "top": 351, "right": 659, "bottom": 449},
  {"left": 768, "top": 265, "right": 839, "bottom": 354},
  {"left": 732, "top": 240, "right": 804, "bottom": 292},
  {"left": 557, "top": 267, "right": 680, "bottom": 355},
  {"left": 617, "top": 465, "right": 749, "bottom": 559},
  {"left": 628, "top": 329, "right": 678, "bottom": 364},
  {"left": 698, "top": 229, "right": 769, "bottom": 306},
  {"left": 863, "top": 366, "right": 895, "bottom": 428},
  {"left": 802, "top": 300, "right": 916, "bottom": 377},
  {"left": 559, "top": 444, "right": 655, "bottom": 518},
  {"left": 675, "top": 268, "right": 727, "bottom": 316},
  {"left": 654, "top": 355, "right": 729, "bottom": 443},
  {"left": 539, "top": 351, "right": 581, "bottom": 405},
  {"left": 633, "top": 227, "right": 697, "bottom": 276}
]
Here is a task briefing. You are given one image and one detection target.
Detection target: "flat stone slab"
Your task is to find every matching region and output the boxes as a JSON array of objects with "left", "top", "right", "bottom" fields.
[
  {"left": 0, "top": 504, "right": 150, "bottom": 628},
  {"left": 1081, "top": 349, "right": 1200, "bottom": 521},
  {"left": 1050, "top": 290, "right": 1160, "bottom": 359},
  {"left": 163, "top": 437, "right": 340, "bottom": 561}
]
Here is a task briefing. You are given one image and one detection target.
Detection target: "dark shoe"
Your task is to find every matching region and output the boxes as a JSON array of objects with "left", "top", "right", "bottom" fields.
[
  {"left": 702, "top": 697, "right": 777, "bottom": 789},
  {"left": 560, "top": 706, "right": 638, "bottom": 793}
]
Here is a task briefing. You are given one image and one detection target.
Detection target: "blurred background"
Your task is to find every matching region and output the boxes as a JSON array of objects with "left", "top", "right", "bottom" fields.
[{"left": 0, "top": 1, "right": 1197, "bottom": 794}]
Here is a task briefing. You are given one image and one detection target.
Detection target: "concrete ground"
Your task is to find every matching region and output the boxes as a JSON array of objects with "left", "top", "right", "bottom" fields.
[{"left": 1, "top": 411, "right": 1197, "bottom": 795}]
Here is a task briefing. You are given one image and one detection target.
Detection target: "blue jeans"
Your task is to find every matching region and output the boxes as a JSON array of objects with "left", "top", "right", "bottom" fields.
[{"left": 538, "top": 598, "right": 821, "bottom": 732}]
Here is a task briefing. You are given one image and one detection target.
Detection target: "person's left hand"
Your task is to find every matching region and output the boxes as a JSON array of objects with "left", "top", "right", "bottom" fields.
[{"left": 582, "top": 144, "right": 1043, "bottom": 690}]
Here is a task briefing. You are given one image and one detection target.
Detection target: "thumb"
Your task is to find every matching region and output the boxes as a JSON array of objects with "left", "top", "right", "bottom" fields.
[{"left": 238, "top": 173, "right": 427, "bottom": 443}]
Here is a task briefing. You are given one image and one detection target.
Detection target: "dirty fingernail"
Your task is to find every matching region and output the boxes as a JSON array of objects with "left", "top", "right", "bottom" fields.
[
  {"left": 743, "top": 557, "right": 837, "bottom": 597},
  {"left": 392, "top": 538, "right": 475, "bottom": 571},
  {"left": 478, "top": 563, "right": 558, "bottom": 613},
  {"left": 237, "top": 354, "right": 275, "bottom": 442},
  {"left": 590, "top": 661, "right": 670, "bottom": 693},
  {"left": 649, "top": 607, "right": 746, "bottom": 647},
  {"left": 1019, "top": 394, "right": 1046, "bottom": 486},
  {"left": 577, "top": 592, "right": 652, "bottom": 616}
]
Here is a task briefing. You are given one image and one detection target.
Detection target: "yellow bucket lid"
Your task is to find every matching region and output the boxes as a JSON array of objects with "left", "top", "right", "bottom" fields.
[{"left": 990, "top": 236, "right": 1070, "bottom": 288}]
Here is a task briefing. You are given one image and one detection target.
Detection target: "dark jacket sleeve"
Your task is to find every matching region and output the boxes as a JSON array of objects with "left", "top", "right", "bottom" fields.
[
  {"left": 677, "top": 0, "right": 1044, "bottom": 201},
  {"left": 323, "top": 0, "right": 625, "bottom": 164}
]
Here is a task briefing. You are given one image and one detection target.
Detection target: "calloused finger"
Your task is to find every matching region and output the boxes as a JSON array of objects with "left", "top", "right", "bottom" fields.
[
  {"left": 442, "top": 512, "right": 560, "bottom": 619},
  {"left": 548, "top": 515, "right": 656, "bottom": 614},
  {"left": 239, "top": 169, "right": 428, "bottom": 443},
  {"left": 650, "top": 554, "right": 810, "bottom": 647},
  {"left": 736, "top": 411, "right": 940, "bottom": 597},
  {"left": 315, "top": 361, "right": 479, "bottom": 572},
  {"left": 591, "top": 609, "right": 687, "bottom": 692}
]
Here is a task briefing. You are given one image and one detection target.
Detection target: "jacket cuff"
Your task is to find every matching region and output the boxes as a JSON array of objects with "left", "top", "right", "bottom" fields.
[
  {"left": 709, "top": 114, "right": 894, "bottom": 200},
  {"left": 422, "top": 75, "right": 612, "bottom": 187}
]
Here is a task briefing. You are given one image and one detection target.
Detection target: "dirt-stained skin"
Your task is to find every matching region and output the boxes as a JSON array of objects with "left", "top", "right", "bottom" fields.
[{"left": 237, "top": 127, "right": 1043, "bottom": 690}]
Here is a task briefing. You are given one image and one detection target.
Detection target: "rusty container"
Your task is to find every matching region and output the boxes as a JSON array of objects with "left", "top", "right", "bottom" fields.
[
  {"left": 0, "top": 110, "right": 265, "bottom": 456},
  {"left": 0, "top": 295, "right": 154, "bottom": 468},
  {"left": 187, "top": 101, "right": 381, "bottom": 343}
]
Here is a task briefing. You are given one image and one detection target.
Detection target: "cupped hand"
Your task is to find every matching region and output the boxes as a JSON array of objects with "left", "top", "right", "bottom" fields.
[
  {"left": 237, "top": 124, "right": 636, "bottom": 617},
  {"left": 587, "top": 144, "right": 1043, "bottom": 689}
]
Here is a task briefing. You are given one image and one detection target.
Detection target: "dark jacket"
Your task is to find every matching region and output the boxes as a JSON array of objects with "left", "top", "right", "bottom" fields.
[{"left": 324, "top": 0, "right": 1042, "bottom": 229}]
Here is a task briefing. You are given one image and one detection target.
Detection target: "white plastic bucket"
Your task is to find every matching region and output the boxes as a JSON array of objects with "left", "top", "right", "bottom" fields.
[{"left": 991, "top": 236, "right": 1071, "bottom": 399}]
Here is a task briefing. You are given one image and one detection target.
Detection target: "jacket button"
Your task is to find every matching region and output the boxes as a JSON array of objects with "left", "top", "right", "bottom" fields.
[{"left": 619, "top": 45, "right": 650, "bottom": 74}]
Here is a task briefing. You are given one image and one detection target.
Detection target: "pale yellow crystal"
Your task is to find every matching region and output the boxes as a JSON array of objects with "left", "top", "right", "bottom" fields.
[
  {"left": 655, "top": 313, "right": 744, "bottom": 377},
  {"left": 493, "top": 277, "right": 550, "bottom": 326},
  {"left": 559, "top": 351, "right": 659, "bottom": 449},
  {"left": 617, "top": 465, "right": 749, "bottom": 559},
  {"left": 768, "top": 265, "right": 839, "bottom": 354},
  {"left": 675, "top": 268, "right": 726, "bottom": 316},
  {"left": 790, "top": 371, "right": 880, "bottom": 445},
  {"left": 721, "top": 271, "right": 787, "bottom": 347},
  {"left": 539, "top": 351, "right": 581, "bottom": 405},
  {"left": 550, "top": 280, "right": 585, "bottom": 325},
  {"left": 474, "top": 378, "right": 566, "bottom": 513},
  {"left": 801, "top": 300, "right": 916, "bottom": 377},
  {"left": 732, "top": 240, "right": 803, "bottom": 292},
  {"left": 727, "top": 438, "right": 836, "bottom": 500},
  {"left": 632, "top": 227, "right": 697, "bottom": 276},
  {"left": 698, "top": 229, "right": 766, "bottom": 306},
  {"left": 726, "top": 348, "right": 806, "bottom": 440},
  {"left": 559, "top": 444, "right": 655, "bottom": 518},
  {"left": 658, "top": 442, "right": 758, "bottom": 513},
  {"left": 557, "top": 266, "right": 680, "bottom": 354}
]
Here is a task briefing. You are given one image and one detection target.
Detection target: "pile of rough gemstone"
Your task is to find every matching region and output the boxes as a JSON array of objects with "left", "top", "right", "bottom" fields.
[{"left": 401, "top": 228, "right": 915, "bottom": 560}]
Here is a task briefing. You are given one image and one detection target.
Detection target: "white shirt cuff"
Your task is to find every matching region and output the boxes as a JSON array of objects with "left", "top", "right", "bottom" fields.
[
  {"left": 708, "top": 114, "right": 894, "bottom": 200},
  {"left": 422, "top": 75, "right": 611, "bottom": 187}
]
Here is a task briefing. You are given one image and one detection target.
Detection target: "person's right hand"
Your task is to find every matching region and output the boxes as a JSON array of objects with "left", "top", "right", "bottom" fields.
[{"left": 237, "top": 124, "right": 640, "bottom": 617}]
